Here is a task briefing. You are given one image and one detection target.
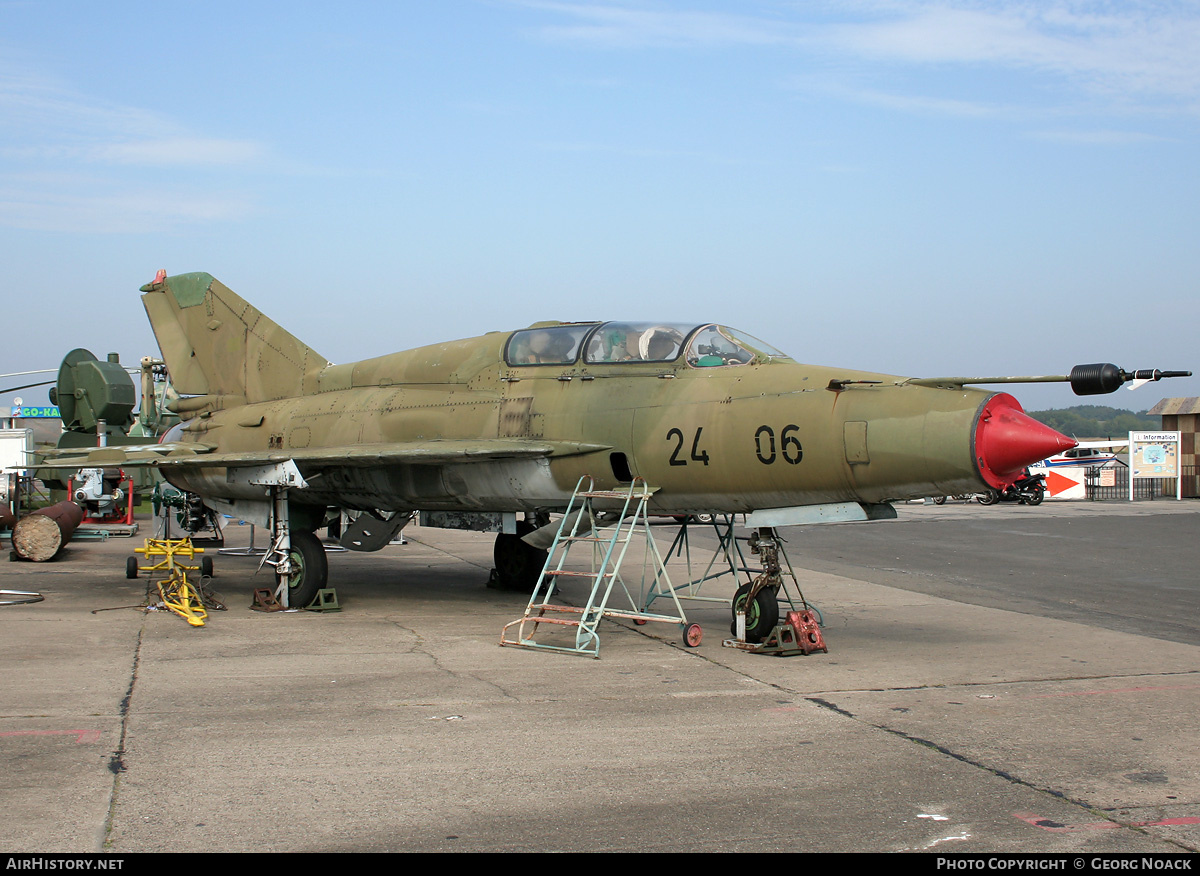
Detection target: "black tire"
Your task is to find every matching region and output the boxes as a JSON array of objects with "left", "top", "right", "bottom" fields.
[
  {"left": 977, "top": 491, "right": 999, "bottom": 505},
  {"left": 683, "top": 623, "right": 703, "bottom": 648},
  {"left": 933, "top": 496, "right": 947, "bottom": 505},
  {"left": 694, "top": 513, "right": 715, "bottom": 524},
  {"left": 1027, "top": 486, "right": 1045, "bottom": 506},
  {"left": 126, "top": 556, "right": 138, "bottom": 579},
  {"left": 284, "top": 530, "right": 327, "bottom": 608},
  {"left": 200, "top": 556, "right": 214, "bottom": 578},
  {"left": 492, "top": 522, "right": 547, "bottom": 591},
  {"left": 730, "top": 583, "right": 780, "bottom": 644}
]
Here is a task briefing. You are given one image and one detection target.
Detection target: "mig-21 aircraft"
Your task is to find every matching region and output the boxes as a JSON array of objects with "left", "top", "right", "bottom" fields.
[{"left": 39, "top": 271, "right": 1189, "bottom": 618}]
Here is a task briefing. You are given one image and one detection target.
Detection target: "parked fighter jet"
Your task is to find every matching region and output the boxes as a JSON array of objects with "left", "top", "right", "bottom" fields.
[{"left": 40, "top": 272, "right": 1189, "bottom": 614}]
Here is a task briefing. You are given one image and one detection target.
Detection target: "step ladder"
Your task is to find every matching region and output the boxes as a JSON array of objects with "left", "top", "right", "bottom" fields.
[{"left": 500, "top": 477, "right": 701, "bottom": 658}]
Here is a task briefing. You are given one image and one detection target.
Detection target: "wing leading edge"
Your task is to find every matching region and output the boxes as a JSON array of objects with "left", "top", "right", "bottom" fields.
[{"left": 31, "top": 439, "right": 611, "bottom": 470}]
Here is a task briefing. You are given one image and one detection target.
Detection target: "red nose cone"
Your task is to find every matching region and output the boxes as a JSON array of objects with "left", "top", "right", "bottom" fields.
[{"left": 974, "top": 393, "right": 1076, "bottom": 488}]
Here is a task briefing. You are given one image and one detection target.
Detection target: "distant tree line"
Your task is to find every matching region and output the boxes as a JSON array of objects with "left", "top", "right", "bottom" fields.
[{"left": 1027, "top": 405, "right": 1159, "bottom": 439}]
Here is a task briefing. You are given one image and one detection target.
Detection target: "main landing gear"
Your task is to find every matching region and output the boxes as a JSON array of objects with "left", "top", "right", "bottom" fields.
[
  {"left": 279, "top": 529, "right": 327, "bottom": 609},
  {"left": 490, "top": 516, "right": 550, "bottom": 591},
  {"left": 228, "top": 461, "right": 329, "bottom": 609}
]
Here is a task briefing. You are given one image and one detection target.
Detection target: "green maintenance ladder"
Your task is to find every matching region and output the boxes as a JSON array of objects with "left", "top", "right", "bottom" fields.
[{"left": 500, "top": 477, "right": 702, "bottom": 658}]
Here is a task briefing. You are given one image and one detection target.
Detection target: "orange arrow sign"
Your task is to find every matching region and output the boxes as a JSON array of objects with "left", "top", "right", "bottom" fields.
[{"left": 1046, "top": 469, "right": 1083, "bottom": 497}]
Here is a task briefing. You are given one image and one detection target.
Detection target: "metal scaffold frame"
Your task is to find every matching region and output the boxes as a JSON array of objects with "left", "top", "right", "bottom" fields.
[
  {"left": 500, "top": 477, "right": 702, "bottom": 658},
  {"left": 647, "top": 515, "right": 805, "bottom": 617}
]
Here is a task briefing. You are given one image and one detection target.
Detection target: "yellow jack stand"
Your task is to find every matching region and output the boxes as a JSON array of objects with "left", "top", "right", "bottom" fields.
[{"left": 133, "top": 538, "right": 209, "bottom": 627}]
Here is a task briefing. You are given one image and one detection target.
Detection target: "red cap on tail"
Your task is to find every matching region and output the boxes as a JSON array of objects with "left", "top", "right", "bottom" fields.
[{"left": 974, "top": 393, "right": 1076, "bottom": 489}]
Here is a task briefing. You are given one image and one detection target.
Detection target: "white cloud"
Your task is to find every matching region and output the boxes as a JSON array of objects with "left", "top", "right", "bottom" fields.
[
  {"left": 93, "top": 137, "right": 266, "bottom": 167},
  {"left": 797, "top": 78, "right": 1007, "bottom": 118},
  {"left": 827, "top": 3, "right": 1200, "bottom": 98},
  {"left": 519, "top": 1, "right": 1200, "bottom": 106},
  {"left": 0, "top": 185, "right": 255, "bottom": 234},
  {"left": 0, "top": 69, "right": 267, "bottom": 168},
  {"left": 1, "top": 69, "right": 166, "bottom": 144},
  {"left": 0, "top": 65, "right": 268, "bottom": 232},
  {"left": 1024, "top": 128, "right": 1168, "bottom": 144},
  {"left": 522, "top": 1, "right": 798, "bottom": 48},
  {"left": 533, "top": 138, "right": 738, "bottom": 163}
]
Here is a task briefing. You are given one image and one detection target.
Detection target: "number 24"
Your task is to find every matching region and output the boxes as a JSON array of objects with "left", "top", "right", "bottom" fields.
[{"left": 667, "top": 427, "right": 710, "bottom": 466}]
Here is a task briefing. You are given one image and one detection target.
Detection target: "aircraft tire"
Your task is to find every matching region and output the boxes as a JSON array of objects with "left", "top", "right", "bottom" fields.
[
  {"left": 933, "top": 496, "right": 947, "bottom": 505},
  {"left": 285, "top": 530, "right": 327, "bottom": 608},
  {"left": 126, "top": 557, "right": 138, "bottom": 579},
  {"left": 730, "top": 583, "right": 779, "bottom": 644},
  {"left": 492, "top": 523, "right": 547, "bottom": 591},
  {"left": 672, "top": 513, "right": 716, "bottom": 525},
  {"left": 201, "top": 556, "right": 214, "bottom": 578}
]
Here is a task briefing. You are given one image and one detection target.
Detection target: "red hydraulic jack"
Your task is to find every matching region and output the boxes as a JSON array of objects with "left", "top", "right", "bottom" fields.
[{"left": 724, "top": 610, "right": 827, "bottom": 656}]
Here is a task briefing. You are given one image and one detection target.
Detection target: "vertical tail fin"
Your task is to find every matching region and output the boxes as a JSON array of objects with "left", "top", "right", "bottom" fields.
[{"left": 140, "top": 272, "right": 329, "bottom": 405}]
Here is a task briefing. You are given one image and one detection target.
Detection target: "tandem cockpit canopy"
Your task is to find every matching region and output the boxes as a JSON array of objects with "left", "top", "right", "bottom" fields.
[{"left": 504, "top": 322, "right": 792, "bottom": 368}]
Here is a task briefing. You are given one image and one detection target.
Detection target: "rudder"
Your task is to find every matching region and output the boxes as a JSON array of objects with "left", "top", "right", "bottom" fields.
[{"left": 140, "top": 271, "right": 329, "bottom": 405}]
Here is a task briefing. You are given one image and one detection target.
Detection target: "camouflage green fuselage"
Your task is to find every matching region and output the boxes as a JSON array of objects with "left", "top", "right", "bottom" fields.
[{"left": 165, "top": 330, "right": 994, "bottom": 516}]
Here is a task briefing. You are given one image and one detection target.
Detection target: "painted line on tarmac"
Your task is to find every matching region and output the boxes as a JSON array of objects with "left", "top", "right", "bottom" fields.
[
  {"left": 0, "top": 729, "right": 101, "bottom": 743},
  {"left": 1015, "top": 812, "right": 1200, "bottom": 832},
  {"left": 1027, "top": 683, "right": 1200, "bottom": 699}
]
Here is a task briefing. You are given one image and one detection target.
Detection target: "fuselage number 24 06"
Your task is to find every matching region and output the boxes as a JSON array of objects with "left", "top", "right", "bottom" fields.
[{"left": 664, "top": 425, "right": 804, "bottom": 466}]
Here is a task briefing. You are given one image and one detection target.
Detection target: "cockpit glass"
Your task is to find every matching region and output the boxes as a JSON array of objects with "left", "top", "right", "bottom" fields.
[
  {"left": 506, "top": 322, "right": 791, "bottom": 367},
  {"left": 506, "top": 324, "right": 595, "bottom": 366},
  {"left": 686, "top": 326, "right": 791, "bottom": 367},
  {"left": 687, "top": 326, "right": 752, "bottom": 367},
  {"left": 721, "top": 327, "right": 790, "bottom": 360},
  {"left": 584, "top": 323, "right": 693, "bottom": 364}
]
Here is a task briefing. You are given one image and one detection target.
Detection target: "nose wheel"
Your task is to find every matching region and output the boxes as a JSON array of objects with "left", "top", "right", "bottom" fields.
[{"left": 730, "top": 582, "right": 780, "bottom": 643}]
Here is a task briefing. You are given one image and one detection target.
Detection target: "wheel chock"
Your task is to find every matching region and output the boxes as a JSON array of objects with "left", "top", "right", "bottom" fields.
[
  {"left": 251, "top": 588, "right": 284, "bottom": 612},
  {"left": 305, "top": 589, "right": 341, "bottom": 612}
]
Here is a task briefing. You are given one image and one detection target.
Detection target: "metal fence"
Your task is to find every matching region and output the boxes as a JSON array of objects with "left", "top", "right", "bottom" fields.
[{"left": 1084, "top": 465, "right": 1198, "bottom": 500}]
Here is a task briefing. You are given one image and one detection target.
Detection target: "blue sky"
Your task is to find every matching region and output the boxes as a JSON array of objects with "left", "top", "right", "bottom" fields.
[{"left": 3, "top": 0, "right": 1198, "bottom": 412}]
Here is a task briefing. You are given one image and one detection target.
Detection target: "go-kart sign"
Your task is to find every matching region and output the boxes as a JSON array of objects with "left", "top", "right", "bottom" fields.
[
  {"left": 10, "top": 406, "right": 60, "bottom": 418},
  {"left": 1130, "top": 431, "right": 1181, "bottom": 500}
]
